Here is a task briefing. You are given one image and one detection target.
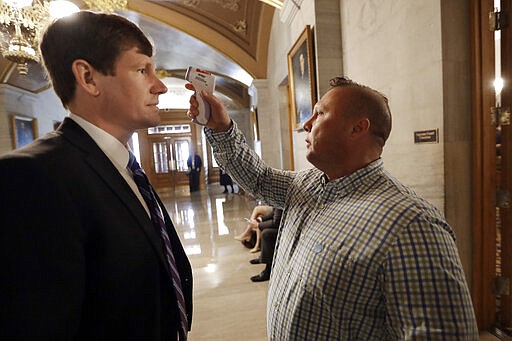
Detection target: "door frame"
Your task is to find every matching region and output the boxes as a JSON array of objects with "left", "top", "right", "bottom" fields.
[
  {"left": 145, "top": 134, "right": 192, "bottom": 190},
  {"left": 471, "top": 0, "right": 512, "bottom": 331},
  {"left": 137, "top": 109, "right": 204, "bottom": 192}
]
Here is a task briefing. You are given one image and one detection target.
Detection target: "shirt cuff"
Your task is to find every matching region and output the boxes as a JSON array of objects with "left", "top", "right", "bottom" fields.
[{"left": 204, "top": 120, "right": 237, "bottom": 149}]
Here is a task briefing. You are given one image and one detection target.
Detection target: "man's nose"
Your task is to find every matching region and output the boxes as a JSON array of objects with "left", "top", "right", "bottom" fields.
[
  {"left": 303, "top": 116, "right": 313, "bottom": 132},
  {"left": 153, "top": 76, "right": 168, "bottom": 95}
]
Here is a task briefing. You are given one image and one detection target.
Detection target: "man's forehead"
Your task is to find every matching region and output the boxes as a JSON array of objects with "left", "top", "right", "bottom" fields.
[
  {"left": 313, "top": 101, "right": 322, "bottom": 112},
  {"left": 119, "top": 47, "right": 154, "bottom": 63},
  {"left": 323, "top": 86, "right": 349, "bottom": 101},
  {"left": 328, "top": 86, "right": 364, "bottom": 103},
  {"left": 315, "top": 87, "right": 354, "bottom": 111}
]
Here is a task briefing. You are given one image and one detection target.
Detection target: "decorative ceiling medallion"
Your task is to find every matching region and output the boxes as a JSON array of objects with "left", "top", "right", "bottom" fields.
[
  {"left": 182, "top": 0, "right": 200, "bottom": 7},
  {"left": 215, "top": 0, "right": 239, "bottom": 12},
  {"left": 231, "top": 19, "right": 246, "bottom": 32}
]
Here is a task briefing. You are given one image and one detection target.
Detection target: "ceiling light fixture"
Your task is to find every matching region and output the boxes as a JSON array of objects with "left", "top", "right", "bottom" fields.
[
  {"left": 0, "top": 0, "right": 51, "bottom": 75},
  {"left": 0, "top": 0, "right": 127, "bottom": 76},
  {"left": 83, "top": 0, "right": 127, "bottom": 13}
]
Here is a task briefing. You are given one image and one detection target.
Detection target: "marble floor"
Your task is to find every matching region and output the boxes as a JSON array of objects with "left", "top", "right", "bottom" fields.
[{"left": 160, "top": 186, "right": 503, "bottom": 341}]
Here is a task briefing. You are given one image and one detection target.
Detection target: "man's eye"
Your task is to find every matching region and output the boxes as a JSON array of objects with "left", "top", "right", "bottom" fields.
[{"left": 138, "top": 68, "right": 146, "bottom": 74}]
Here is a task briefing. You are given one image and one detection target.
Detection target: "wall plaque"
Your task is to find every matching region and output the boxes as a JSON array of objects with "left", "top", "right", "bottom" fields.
[{"left": 414, "top": 129, "right": 439, "bottom": 144}]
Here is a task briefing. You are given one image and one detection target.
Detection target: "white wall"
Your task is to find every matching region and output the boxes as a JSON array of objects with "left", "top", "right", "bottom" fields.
[
  {"left": 36, "top": 88, "right": 68, "bottom": 133},
  {"left": 341, "top": 1, "right": 445, "bottom": 209}
]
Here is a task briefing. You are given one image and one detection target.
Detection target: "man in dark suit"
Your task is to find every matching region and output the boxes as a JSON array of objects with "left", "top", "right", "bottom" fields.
[
  {"left": 186, "top": 152, "right": 202, "bottom": 192},
  {"left": 0, "top": 12, "right": 192, "bottom": 340}
]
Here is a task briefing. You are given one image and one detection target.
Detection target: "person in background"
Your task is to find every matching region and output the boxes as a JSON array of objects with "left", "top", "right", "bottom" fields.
[
  {"left": 249, "top": 207, "right": 283, "bottom": 283},
  {"left": 219, "top": 168, "right": 234, "bottom": 193},
  {"left": 235, "top": 205, "right": 273, "bottom": 253},
  {"left": 186, "top": 76, "right": 478, "bottom": 339},
  {"left": 187, "top": 151, "right": 202, "bottom": 192},
  {"left": 0, "top": 11, "right": 192, "bottom": 340}
]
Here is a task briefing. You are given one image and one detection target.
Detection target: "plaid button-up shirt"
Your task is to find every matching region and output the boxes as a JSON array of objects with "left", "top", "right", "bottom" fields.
[{"left": 206, "top": 123, "right": 478, "bottom": 340}]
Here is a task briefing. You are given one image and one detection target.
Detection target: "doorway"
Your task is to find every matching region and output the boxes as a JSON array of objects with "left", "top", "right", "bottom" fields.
[
  {"left": 472, "top": 0, "right": 512, "bottom": 335},
  {"left": 149, "top": 135, "right": 191, "bottom": 190},
  {"left": 137, "top": 110, "right": 202, "bottom": 192}
]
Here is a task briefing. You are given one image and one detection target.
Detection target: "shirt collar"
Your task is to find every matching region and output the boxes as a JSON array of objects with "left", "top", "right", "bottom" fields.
[
  {"left": 321, "top": 159, "right": 384, "bottom": 196},
  {"left": 69, "top": 113, "right": 130, "bottom": 168}
]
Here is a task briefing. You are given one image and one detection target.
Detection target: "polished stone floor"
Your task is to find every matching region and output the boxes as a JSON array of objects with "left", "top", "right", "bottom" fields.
[
  {"left": 160, "top": 186, "right": 268, "bottom": 341},
  {"left": 160, "top": 186, "right": 501, "bottom": 341}
]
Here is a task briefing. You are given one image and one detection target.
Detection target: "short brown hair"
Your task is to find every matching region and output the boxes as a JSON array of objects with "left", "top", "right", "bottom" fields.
[
  {"left": 329, "top": 76, "right": 392, "bottom": 146},
  {"left": 40, "top": 11, "right": 153, "bottom": 107}
]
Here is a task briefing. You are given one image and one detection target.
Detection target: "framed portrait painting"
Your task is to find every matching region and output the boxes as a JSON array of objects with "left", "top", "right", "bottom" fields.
[
  {"left": 12, "top": 115, "right": 38, "bottom": 149},
  {"left": 287, "top": 25, "right": 316, "bottom": 130}
]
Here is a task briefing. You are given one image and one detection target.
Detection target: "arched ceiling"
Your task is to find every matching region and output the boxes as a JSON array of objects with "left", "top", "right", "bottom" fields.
[{"left": 0, "top": 0, "right": 275, "bottom": 108}]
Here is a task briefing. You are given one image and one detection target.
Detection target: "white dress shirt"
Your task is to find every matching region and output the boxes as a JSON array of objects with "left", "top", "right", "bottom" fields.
[{"left": 69, "top": 113, "right": 150, "bottom": 216}]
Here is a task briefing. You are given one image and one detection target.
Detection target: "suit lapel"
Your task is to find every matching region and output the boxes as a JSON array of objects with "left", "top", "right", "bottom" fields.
[{"left": 59, "top": 118, "right": 170, "bottom": 271}]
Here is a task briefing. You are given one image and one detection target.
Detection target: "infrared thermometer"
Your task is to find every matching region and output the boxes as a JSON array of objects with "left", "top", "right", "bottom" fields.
[{"left": 185, "top": 66, "right": 216, "bottom": 125}]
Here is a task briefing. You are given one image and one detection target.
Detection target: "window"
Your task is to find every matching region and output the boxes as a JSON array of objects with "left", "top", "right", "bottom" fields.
[
  {"left": 152, "top": 142, "right": 169, "bottom": 173},
  {"left": 148, "top": 124, "right": 191, "bottom": 135},
  {"left": 175, "top": 140, "right": 190, "bottom": 172}
]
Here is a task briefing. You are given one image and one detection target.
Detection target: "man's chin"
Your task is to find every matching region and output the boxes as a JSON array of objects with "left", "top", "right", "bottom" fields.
[
  {"left": 146, "top": 114, "right": 161, "bottom": 127},
  {"left": 305, "top": 152, "right": 314, "bottom": 164}
]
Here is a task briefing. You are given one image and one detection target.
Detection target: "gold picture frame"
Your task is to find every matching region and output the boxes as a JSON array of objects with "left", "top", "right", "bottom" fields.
[
  {"left": 287, "top": 25, "right": 316, "bottom": 130},
  {"left": 251, "top": 107, "right": 260, "bottom": 141},
  {"left": 12, "top": 115, "right": 38, "bottom": 149}
]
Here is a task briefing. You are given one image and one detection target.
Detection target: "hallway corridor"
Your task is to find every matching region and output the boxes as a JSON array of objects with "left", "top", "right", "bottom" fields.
[{"left": 159, "top": 187, "right": 268, "bottom": 340}]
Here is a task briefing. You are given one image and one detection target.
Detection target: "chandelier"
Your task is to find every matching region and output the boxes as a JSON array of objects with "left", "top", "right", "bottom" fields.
[
  {"left": 84, "top": 0, "right": 127, "bottom": 13},
  {"left": 0, "top": 0, "right": 128, "bottom": 75},
  {"left": 0, "top": 0, "right": 50, "bottom": 75}
]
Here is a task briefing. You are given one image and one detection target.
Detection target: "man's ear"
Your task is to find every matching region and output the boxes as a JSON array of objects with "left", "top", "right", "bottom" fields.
[
  {"left": 352, "top": 118, "right": 370, "bottom": 137},
  {"left": 71, "top": 59, "right": 100, "bottom": 96}
]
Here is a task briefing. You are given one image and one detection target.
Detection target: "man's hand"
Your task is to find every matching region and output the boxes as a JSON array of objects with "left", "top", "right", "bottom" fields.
[{"left": 185, "top": 83, "right": 232, "bottom": 132}]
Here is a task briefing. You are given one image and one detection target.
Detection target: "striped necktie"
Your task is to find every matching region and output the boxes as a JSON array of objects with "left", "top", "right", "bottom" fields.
[{"left": 127, "top": 152, "right": 188, "bottom": 340}]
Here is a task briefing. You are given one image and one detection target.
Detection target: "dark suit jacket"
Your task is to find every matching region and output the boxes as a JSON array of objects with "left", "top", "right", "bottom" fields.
[
  {"left": 186, "top": 154, "right": 202, "bottom": 172},
  {"left": 0, "top": 118, "right": 193, "bottom": 340}
]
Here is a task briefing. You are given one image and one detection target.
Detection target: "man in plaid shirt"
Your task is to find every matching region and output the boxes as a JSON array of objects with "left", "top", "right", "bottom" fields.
[{"left": 187, "top": 77, "right": 478, "bottom": 340}]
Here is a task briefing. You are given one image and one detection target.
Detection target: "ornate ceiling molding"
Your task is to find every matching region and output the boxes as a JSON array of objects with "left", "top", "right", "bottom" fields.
[
  {"left": 147, "top": 0, "right": 258, "bottom": 55},
  {"left": 130, "top": 0, "right": 273, "bottom": 78}
]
